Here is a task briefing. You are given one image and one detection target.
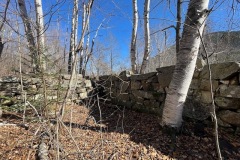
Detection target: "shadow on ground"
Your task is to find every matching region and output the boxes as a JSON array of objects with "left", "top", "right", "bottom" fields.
[{"left": 63, "top": 102, "right": 240, "bottom": 159}]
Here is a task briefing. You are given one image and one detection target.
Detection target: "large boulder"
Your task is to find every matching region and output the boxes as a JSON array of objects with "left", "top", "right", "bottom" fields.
[
  {"left": 157, "top": 65, "right": 175, "bottom": 88},
  {"left": 200, "top": 62, "right": 240, "bottom": 80}
]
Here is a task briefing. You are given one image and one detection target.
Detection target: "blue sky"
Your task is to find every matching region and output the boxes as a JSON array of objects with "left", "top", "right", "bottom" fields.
[{"left": 40, "top": 0, "right": 239, "bottom": 66}]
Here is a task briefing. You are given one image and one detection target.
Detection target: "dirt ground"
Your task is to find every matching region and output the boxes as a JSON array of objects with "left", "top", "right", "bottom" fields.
[{"left": 0, "top": 103, "right": 240, "bottom": 160}]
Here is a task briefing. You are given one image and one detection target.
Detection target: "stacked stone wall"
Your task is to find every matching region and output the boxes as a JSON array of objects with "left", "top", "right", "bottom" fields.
[
  {"left": 98, "top": 62, "right": 240, "bottom": 129},
  {"left": 0, "top": 74, "right": 92, "bottom": 113}
]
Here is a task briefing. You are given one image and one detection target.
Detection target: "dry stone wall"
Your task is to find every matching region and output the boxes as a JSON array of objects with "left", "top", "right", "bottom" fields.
[
  {"left": 0, "top": 74, "right": 92, "bottom": 113},
  {"left": 98, "top": 62, "right": 240, "bottom": 129}
]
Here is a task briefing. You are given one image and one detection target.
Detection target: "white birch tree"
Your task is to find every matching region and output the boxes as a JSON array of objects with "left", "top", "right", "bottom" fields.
[
  {"left": 34, "top": 0, "right": 46, "bottom": 71},
  {"left": 18, "top": 0, "right": 38, "bottom": 71},
  {"left": 140, "top": 0, "right": 150, "bottom": 74},
  {"left": 130, "top": 0, "right": 138, "bottom": 74},
  {"left": 162, "top": 0, "right": 210, "bottom": 128},
  {"left": 176, "top": 0, "right": 182, "bottom": 53},
  {"left": 0, "top": 0, "right": 10, "bottom": 58},
  {"left": 68, "top": 0, "right": 79, "bottom": 74}
]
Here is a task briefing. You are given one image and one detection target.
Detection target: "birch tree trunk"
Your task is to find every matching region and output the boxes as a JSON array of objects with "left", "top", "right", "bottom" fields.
[
  {"left": 130, "top": 0, "right": 138, "bottom": 74},
  {"left": 68, "top": 0, "right": 79, "bottom": 74},
  {"left": 79, "top": 3, "right": 86, "bottom": 74},
  {"left": 60, "top": 0, "right": 94, "bottom": 118},
  {"left": 34, "top": 0, "right": 46, "bottom": 71},
  {"left": 162, "top": 0, "right": 209, "bottom": 128},
  {"left": 18, "top": 0, "right": 38, "bottom": 72},
  {"left": 140, "top": 0, "right": 150, "bottom": 74},
  {"left": 176, "top": 0, "right": 182, "bottom": 53},
  {"left": 0, "top": 0, "right": 10, "bottom": 58}
]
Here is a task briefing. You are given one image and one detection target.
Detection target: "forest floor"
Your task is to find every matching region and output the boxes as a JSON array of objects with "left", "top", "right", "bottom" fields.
[{"left": 0, "top": 103, "right": 240, "bottom": 160}]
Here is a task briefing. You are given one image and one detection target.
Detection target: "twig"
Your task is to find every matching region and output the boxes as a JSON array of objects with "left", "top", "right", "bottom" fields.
[
  {"left": 108, "top": 152, "right": 118, "bottom": 160},
  {"left": 57, "top": 117, "right": 84, "bottom": 159},
  {"left": 96, "top": 95, "right": 104, "bottom": 158},
  {"left": 26, "top": 101, "right": 42, "bottom": 121},
  {"left": 198, "top": 28, "right": 222, "bottom": 160}
]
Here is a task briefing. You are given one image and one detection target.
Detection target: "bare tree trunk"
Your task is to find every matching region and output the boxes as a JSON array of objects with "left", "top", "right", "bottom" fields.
[
  {"left": 34, "top": 0, "right": 46, "bottom": 71},
  {"left": 176, "top": 0, "right": 182, "bottom": 53},
  {"left": 162, "top": 0, "right": 209, "bottom": 128},
  {"left": 60, "top": 0, "right": 94, "bottom": 118},
  {"left": 140, "top": 0, "right": 150, "bottom": 74},
  {"left": 68, "top": 0, "right": 79, "bottom": 74},
  {"left": 82, "top": 18, "right": 104, "bottom": 77},
  {"left": 0, "top": 0, "right": 10, "bottom": 58},
  {"left": 18, "top": 0, "right": 38, "bottom": 72},
  {"left": 79, "top": 3, "right": 86, "bottom": 74},
  {"left": 130, "top": 0, "right": 138, "bottom": 74}
]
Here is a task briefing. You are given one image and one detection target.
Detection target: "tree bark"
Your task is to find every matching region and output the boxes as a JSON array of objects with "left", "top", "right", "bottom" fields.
[
  {"left": 162, "top": 0, "right": 209, "bottom": 128},
  {"left": 68, "top": 0, "right": 79, "bottom": 74},
  {"left": 79, "top": 3, "right": 86, "bottom": 74},
  {"left": 140, "top": 0, "right": 150, "bottom": 74},
  {"left": 34, "top": 0, "right": 46, "bottom": 71},
  {"left": 176, "top": 0, "right": 182, "bottom": 53},
  {"left": 18, "top": 0, "right": 38, "bottom": 72},
  {"left": 130, "top": 0, "right": 138, "bottom": 74}
]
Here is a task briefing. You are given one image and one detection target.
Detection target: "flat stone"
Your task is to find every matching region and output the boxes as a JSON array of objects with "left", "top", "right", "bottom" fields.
[
  {"left": 0, "top": 76, "right": 20, "bottom": 83},
  {"left": 183, "top": 97, "right": 211, "bottom": 120},
  {"left": 131, "top": 72, "right": 157, "bottom": 81},
  {"left": 1, "top": 99, "right": 14, "bottom": 106},
  {"left": 219, "top": 80, "right": 229, "bottom": 85},
  {"left": 130, "top": 94, "right": 144, "bottom": 103},
  {"left": 157, "top": 65, "right": 175, "bottom": 88},
  {"left": 196, "top": 58, "right": 206, "bottom": 70},
  {"left": 218, "top": 84, "right": 240, "bottom": 98},
  {"left": 132, "top": 90, "right": 155, "bottom": 100},
  {"left": 218, "top": 110, "right": 240, "bottom": 126},
  {"left": 215, "top": 97, "right": 240, "bottom": 109},
  {"left": 217, "top": 118, "right": 232, "bottom": 128},
  {"left": 146, "top": 75, "right": 158, "bottom": 83},
  {"left": 199, "top": 79, "right": 219, "bottom": 91},
  {"left": 131, "top": 81, "right": 141, "bottom": 90},
  {"left": 76, "top": 87, "right": 86, "bottom": 93},
  {"left": 84, "top": 80, "right": 92, "bottom": 88},
  {"left": 190, "top": 79, "right": 199, "bottom": 90},
  {"left": 79, "top": 92, "right": 88, "bottom": 99},
  {"left": 200, "top": 62, "right": 240, "bottom": 80},
  {"left": 0, "top": 91, "right": 13, "bottom": 96},
  {"left": 200, "top": 91, "right": 213, "bottom": 104},
  {"left": 118, "top": 93, "right": 130, "bottom": 101},
  {"left": 119, "top": 81, "right": 130, "bottom": 93}
]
